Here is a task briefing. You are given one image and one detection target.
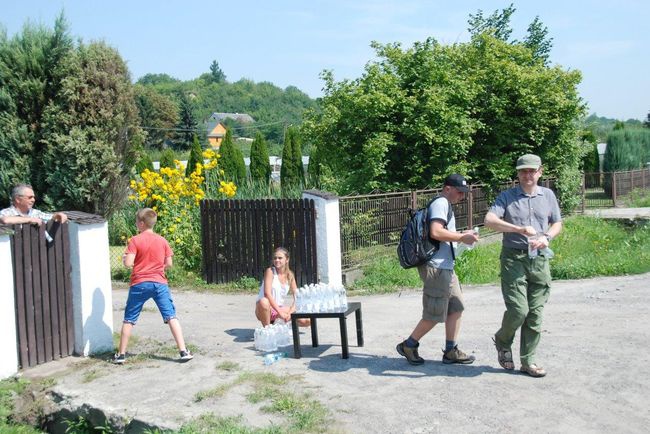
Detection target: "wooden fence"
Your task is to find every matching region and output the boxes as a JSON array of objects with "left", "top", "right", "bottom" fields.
[
  {"left": 201, "top": 199, "right": 318, "bottom": 286},
  {"left": 339, "top": 177, "right": 561, "bottom": 271},
  {"left": 9, "top": 221, "right": 73, "bottom": 369}
]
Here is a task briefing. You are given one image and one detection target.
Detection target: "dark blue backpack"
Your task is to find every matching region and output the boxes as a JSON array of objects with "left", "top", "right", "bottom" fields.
[{"left": 397, "top": 197, "right": 452, "bottom": 269}]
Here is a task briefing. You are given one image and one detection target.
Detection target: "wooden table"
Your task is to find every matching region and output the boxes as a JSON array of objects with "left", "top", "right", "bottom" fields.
[{"left": 290, "top": 302, "right": 364, "bottom": 359}]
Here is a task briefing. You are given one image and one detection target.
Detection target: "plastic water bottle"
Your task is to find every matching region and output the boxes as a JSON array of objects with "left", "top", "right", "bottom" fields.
[
  {"left": 527, "top": 235, "right": 538, "bottom": 258},
  {"left": 263, "top": 351, "right": 288, "bottom": 365}
]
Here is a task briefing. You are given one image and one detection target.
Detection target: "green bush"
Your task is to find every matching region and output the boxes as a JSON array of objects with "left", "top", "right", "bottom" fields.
[{"left": 159, "top": 148, "right": 176, "bottom": 170}]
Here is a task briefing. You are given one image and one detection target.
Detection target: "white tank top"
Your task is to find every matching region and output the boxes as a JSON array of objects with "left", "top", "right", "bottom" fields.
[{"left": 257, "top": 267, "right": 290, "bottom": 306}]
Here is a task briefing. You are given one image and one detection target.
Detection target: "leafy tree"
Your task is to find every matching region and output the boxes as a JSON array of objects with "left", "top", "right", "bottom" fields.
[
  {"left": 136, "top": 73, "right": 180, "bottom": 86},
  {"left": 524, "top": 17, "right": 553, "bottom": 64},
  {"left": 39, "top": 41, "right": 144, "bottom": 216},
  {"left": 613, "top": 121, "right": 626, "bottom": 130},
  {"left": 249, "top": 131, "right": 271, "bottom": 183},
  {"left": 645, "top": 111, "right": 650, "bottom": 128},
  {"left": 302, "top": 12, "right": 585, "bottom": 211},
  {"left": 174, "top": 91, "right": 197, "bottom": 150},
  {"left": 467, "top": 3, "right": 515, "bottom": 41},
  {"left": 134, "top": 85, "right": 179, "bottom": 150},
  {"left": 185, "top": 134, "right": 203, "bottom": 176},
  {"left": 219, "top": 128, "right": 246, "bottom": 182},
  {"left": 136, "top": 153, "right": 154, "bottom": 174},
  {"left": 159, "top": 148, "right": 176, "bottom": 170}
]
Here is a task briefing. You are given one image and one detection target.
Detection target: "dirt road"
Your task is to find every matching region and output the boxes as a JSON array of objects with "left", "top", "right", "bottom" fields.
[{"left": 31, "top": 273, "right": 650, "bottom": 433}]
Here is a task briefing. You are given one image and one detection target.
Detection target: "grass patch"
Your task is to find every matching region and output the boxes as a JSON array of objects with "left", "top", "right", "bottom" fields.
[
  {"left": 620, "top": 188, "right": 650, "bottom": 207},
  {"left": 349, "top": 215, "right": 650, "bottom": 292},
  {"left": 261, "top": 393, "right": 329, "bottom": 432},
  {"left": 179, "top": 414, "right": 282, "bottom": 434},
  {"left": 0, "top": 377, "right": 54, "bottom": 433},
  {"left": 217, "top": 361, "right": 241, "bottom": 371}
]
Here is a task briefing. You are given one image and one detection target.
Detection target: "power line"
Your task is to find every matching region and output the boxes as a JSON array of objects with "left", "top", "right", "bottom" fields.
[{"left": 137, "top": 119, "right": 289, "bottom": 133}]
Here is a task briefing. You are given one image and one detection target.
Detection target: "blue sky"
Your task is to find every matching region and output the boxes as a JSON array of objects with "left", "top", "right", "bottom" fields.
[{"left": 2, "top": 0, "right": 648, "bottom": 120}]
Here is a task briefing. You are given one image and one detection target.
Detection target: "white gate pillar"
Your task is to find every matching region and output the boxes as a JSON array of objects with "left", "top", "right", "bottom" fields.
[
  {"left": 302, "top": 190, "right": 342, "bottom": 286},
  {"left": 0, "top": 230, "right": 19, "bottom": 378},
  {"left": 68, "top": 214, "right": 114, "bottom": 356}
]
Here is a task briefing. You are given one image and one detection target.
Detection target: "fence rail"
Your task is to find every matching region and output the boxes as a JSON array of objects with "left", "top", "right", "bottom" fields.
[
  {"left": 201, "top": 198, "right": 318, "bottom": 286},
  {"left": 340, "top": 169, "right": 648, "bottom": 271}
]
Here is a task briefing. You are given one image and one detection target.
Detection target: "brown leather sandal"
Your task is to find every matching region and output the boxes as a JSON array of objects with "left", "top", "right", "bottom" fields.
[
  {"left": 520, "top": 364, "right": 547, "bottom": 378},
  {"left": 493, "top": 337, "right": 514, "bottom": 370}
]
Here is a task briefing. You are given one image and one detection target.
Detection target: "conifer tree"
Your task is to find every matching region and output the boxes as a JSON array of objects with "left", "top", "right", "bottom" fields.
[
  {"left": 290, "top": 127, "right": 305, "bottom": 185},
  {"left": 219, "top": 128, "right": 246, "bottom": 182},
  {"left": 281, "top": 127, "right": 299, "bottom": 190},
  {"left": 159, "top": 148, "right": 175, "bottom": 170},
  {"left": 249, "top": 131, "right": 271, "bottom": 183},
  {"left": 136, "top": 153, "right": 154, "bottom": 175},
  {"left": 185, "top": 134, "right": 203, "bottom": 176}
]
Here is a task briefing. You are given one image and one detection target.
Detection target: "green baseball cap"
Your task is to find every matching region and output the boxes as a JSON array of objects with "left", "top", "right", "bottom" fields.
[{"left": 516, "top": 154, "right": 542, "bottom": 170}]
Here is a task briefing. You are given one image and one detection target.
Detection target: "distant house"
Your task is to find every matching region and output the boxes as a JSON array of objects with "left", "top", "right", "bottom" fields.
[
  {"left": 205, "top": 121, "right": 227, "bottom": 149},
  {"left": 204, "top": 112, "right": 255, "bottom": 149}
]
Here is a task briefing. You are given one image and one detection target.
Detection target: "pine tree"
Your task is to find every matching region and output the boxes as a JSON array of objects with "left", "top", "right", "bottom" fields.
[
  {"left": 219, "top": 129, "right": 246, "bottom": 182},
  {"left": 290, "top": 127, "right": 305, "bottom": 185},
  {"left": 185, "top": 134, "right": 203, "bottom": 176},
  {"left": 281, "top": 127, "right": 299, "bottom": 190},
  {"left": 175, "top": 92, "right": 197, "bottom": 150},
  {"left": 249, "top": 131, "right": 271, "bottom": 183}
]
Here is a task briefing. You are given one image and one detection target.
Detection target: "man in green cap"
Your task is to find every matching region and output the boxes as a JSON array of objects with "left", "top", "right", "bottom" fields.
[{"left": 484, "top": 154, "right": 562, "bottom": 377}]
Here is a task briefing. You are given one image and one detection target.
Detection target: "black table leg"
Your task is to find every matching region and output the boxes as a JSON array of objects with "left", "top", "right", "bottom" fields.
[
  {"left": 339, "top": 316, "right": 349, "bottom": 359},
  {"left": 292, "top": 317, "right": 301, "bottom": 359},
  {"left": 355, "top": 306, "right": 364, "bottom": 347},
  {"left": 311, "top": 317, "right": 319, "bottom": 347}
]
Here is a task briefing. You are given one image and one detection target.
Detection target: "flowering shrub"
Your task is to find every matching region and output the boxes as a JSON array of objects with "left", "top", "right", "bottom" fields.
[{"left": 126, "top": 149, "right": 237, "bottom": 271}]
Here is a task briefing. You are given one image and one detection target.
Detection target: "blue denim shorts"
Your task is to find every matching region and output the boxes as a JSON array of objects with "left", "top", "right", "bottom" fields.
[{"left": 124, "top": 282, "right": 177, "bottom": 324}]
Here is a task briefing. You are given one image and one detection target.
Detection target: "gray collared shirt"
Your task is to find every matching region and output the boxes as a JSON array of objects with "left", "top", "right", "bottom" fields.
[{"left": 489, "top": 185, "right": 562, "bottom": 250}]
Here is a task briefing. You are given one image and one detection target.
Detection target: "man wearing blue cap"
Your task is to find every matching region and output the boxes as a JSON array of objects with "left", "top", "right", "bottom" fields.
[{"left": 484, "top": 154, "right": 562, "bottom": 377}]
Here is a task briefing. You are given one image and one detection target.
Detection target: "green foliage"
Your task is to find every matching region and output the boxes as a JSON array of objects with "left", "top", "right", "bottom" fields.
[
  {"left": 135, "top": 153, "right": 154, "bottom": 174},
  {"left": 249, "top": 131, "right": 271, "bottom": 183},
  {"left": 582, "top": 113, "right": 643, "bottom": 143},
  {"left": 219, "top": 129, "right": 247, "bottom": 182},
  {"left": 581, "top": 142, "right": 600, "bottom": 173},
  {"left": 467, "top": 3, "right": 516, "bottom": 41},
  {"left": 174, "top": 92, "right": 197, "bottom": 150},
  {"left": 0, "top": 17, "right": 144, "bottom": 217},
  {"left": 603, "top": 129, "right": 650, "bottom": 172},
  {"left": 303, "top": 22, "right": 584, "bottom": 202},
  {"left": 208, "top": 60, "right": 226, "bottom": 84},
  {"left": 159, "top": 148, "right": 176, "bottom": 170},
  {"left": 134, "top": 84, "right": 179, "bottom": 150},
  {"left": 185, "top": 134, "right": 203, "bottom": 177},
  {"left": 280, "top": 127, "right": 303, "bottom": 192}
]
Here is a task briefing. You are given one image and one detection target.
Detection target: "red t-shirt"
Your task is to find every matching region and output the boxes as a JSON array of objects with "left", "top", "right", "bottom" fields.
[{"left": 126, "top": 231, "right": 173, "bottom": 285}]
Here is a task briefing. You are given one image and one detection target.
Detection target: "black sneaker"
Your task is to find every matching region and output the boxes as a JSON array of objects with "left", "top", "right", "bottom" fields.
[
  {"left": 179, "top": 350, "right": 194, "bottom": 362},
  {"left": 442, "top": 345, "right": 475, "bottom": 364},
  {"left": 396, "top": 340, "right": 424, "bottom": 365},
  {"left": 113, "top": 353, "right": 126, "bottom": 364}
]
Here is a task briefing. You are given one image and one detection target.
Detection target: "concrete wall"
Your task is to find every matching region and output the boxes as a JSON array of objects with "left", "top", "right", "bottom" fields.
[
  {"left": 302, "top": 191, "right": 342, "bottom": 286},
  {"left": 0, "top": 234, "right": 19, "bottom": 379},
  {"left": 68, "top": 221, "right": 115, "bottom": 357}
]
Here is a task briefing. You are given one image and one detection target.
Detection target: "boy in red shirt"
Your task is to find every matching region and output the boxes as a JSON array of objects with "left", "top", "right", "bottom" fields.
[{"left": 113, "top": 208, "right": 193, "bottom": 364}]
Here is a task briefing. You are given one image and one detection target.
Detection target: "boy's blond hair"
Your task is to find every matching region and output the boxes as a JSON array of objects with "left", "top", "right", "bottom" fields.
[{"left": 136, "top": 208, "right": 157, "bottom": 229}]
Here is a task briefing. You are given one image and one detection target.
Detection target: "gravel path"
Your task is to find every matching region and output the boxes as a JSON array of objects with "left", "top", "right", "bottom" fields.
[{"left": 31, "top": 272, "right": 650, "bottom": 433}]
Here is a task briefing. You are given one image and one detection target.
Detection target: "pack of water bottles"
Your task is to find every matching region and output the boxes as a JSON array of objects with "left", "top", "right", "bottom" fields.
[
  {"left": 254, "top": 320, "right": 292, "bottom": 352},
  {"left": 295, "top": 283, "right": 348, "bottom": 313}
]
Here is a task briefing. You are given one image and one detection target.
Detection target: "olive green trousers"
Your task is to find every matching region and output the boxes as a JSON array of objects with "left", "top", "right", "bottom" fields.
[{"left": 494, "top": 247, "right": 552, "bottom": 365}]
